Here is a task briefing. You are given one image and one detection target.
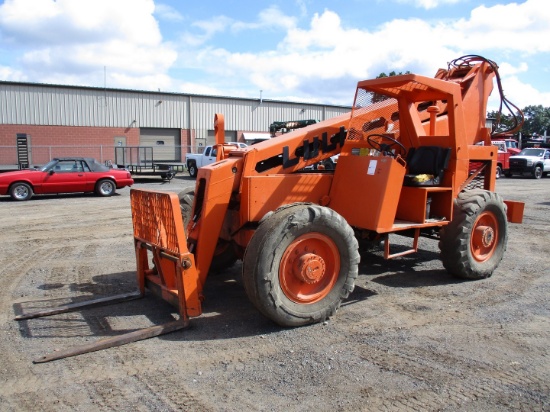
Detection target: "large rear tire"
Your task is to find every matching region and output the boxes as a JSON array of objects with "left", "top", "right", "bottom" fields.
[
  {"left": 439, "top": 189, "right": 508, "bottom": 280},
  {"left": 242, "top": 203, "right": 360, "bottom": 327},
  {"left": 177, "top": 188, "right": 237, "bottom": 272}
]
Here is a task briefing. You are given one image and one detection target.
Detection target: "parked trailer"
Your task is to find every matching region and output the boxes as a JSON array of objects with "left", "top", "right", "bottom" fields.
[{"left": 114, "top": 146, "right": 186, "bottom": 181}]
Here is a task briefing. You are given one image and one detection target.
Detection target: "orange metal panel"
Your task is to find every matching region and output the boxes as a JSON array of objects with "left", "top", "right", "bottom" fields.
[
  {"left": 241, "top": 174, "right": 333, "bottom": 222},
  {"left": 504, "top": 200, "right": 524, "bottom": 224},
  {"left": 396, "top": 186, "right": 453, "bottom": 223},
  {"left": 468, "top": 144, "right": 497, "bottom": 160},
  {"left": 396, "top": 187, "right": 430, "bottom": 223},
  {"left": 189, "top": 158, "right": 240, "bottom": 287},
  {"left": 329, "top": 154, "right": 406, "bottom": 232}
]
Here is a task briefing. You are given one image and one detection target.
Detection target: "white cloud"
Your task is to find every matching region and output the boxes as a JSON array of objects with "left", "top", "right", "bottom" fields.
[
  {"left": 486, "top": 61, "right": 550, "bottom": 110},
  {"left": 183, "top": 6, "right": 297, "bottom": 48},
  {"left": 0, "top": 0, "right": 176, "bottom": 87},
  {"left": 295, "top": 0, "right": 308, "bottom": 17},
  {"left": 396, "top": 0, "right": 463, "bottom": 10},
  {"left": 179, "top": 16, "right": 234, "bottom": 47},
  {"left": 491, "top": 73, "right": 550, "bottom": 110},
  {"left": 193, "top": 15, "right": 234, "bottom": 36},
  {"left": 174, "top": 81, "right": 223, "bottom": 96},
  {"left": 281, "top": 10, "right": 345, "bottom": 50},
  {"left": 498, "top": 62, "right": 529, "bottom": 77},
  {"left": 0, "top": 65, "right": 26, "bottom": 81},
  {"left": 195, "top": 11, "right": 458, "bottom": 102},
  {"left": 154, "top": 3, "right": 184, "bottom": 22},
  {"left": 232, "top": 6, "right": 297, "bottom": 31},
  {"left": 450, "top": 0, "right": 550, "bottom": 53},
  {"left": 16, "top": 40, "right": 177, "bottom": 91},
  {"left": 0, "top": 0, "right": 161, "bottom": 45}
]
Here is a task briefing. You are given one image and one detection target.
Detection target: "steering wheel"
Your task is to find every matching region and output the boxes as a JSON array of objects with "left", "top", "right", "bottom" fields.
[{"left": 367, "top": 134, "right": 407, "bottom": 158}]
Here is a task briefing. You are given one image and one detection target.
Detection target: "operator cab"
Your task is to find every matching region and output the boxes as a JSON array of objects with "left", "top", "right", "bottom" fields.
[{"left": 329, "top": 74, "right": 457, "bottom": 234}]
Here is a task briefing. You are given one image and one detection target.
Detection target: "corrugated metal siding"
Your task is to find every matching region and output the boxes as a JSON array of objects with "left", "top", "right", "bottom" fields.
[
  {"left": 189, "top": 97, "right": 350, "bottom": 137},
  {"left": 1, "top": 82, "right": 350, "bottom": 131},
  {"left": 0, "top": 84, "right": 191, "bottom": 128},
  {"left": 325, "top": 107, "right": 351, "bottom": 119}
]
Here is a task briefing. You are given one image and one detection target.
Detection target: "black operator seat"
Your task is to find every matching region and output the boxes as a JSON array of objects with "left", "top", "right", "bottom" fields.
[{"left": 404, "top": 146, "right": 451, "bottom": 186}]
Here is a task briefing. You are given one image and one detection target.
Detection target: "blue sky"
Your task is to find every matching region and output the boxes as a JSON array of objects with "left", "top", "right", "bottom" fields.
[{"left": 0, "top": 0, "right": 549, "bottom": 110}]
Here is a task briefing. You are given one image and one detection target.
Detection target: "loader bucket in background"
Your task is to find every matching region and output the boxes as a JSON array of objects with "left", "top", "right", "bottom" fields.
[{"left": 130, "top": 189, "right": 203, "bottom": 318}]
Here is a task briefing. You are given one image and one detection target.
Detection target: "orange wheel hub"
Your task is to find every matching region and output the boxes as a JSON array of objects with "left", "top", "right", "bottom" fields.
[
  {"left": 279, "top": 233, "right": 340, "bottom": 304},
  {"left": 471, "top": 211, "right": 498, "bottom": 262},
  {"left": 293, "top": 253, "right": 326, "bottom": 284}
]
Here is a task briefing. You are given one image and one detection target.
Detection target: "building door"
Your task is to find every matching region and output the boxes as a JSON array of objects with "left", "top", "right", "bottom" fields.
[
  {"left": 114, "top": 136, "right": 127, "bottom": 166},
  {"left": 16, "top": 133, "right": 31, "bottom": 169},
  {"left": 139, "top": 129, "right": 181, "bottom": 161}
]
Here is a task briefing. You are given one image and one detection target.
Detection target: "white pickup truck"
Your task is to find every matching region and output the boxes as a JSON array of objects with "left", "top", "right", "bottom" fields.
[
  {"left": 185, "top": 142, "right": 247, "bottom": 177},
  {"left": 508, "top": 147, "right": 550, "bottom": 179}
]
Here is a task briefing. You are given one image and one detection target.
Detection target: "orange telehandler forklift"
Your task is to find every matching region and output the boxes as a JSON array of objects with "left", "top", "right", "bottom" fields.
[{"left": 18, "top": 56, "right": 525, "bottom": 362}]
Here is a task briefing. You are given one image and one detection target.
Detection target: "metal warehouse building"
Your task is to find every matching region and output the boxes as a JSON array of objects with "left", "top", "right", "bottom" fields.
[{"left": 0, "top": 81, "right": 350, "bottom": 170}]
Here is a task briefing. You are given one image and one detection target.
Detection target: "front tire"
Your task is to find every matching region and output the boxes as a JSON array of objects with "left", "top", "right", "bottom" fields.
[
  {"left": 95, "top": 179, "right": 116, "bottom": 196},
  {"left": 242, "top": 203, "right": 360, "bottom": 327},
  {"left": 177, "top": 188, "right": 237, "bottom": 272},
  {"left": 495, "top": 165, "right": 502, "bottom": 179},
  {"left": 178, "top": 188, "right": 195, "bottom": 235},
  {"left": 439, "top": 189, "right": 508, "bottom": 280},
  {"left": 533, "top": 165, "right": 543, "bottom": 179},
  {"left": 10, "top": 182, "right": 33, "bottom": 201}
]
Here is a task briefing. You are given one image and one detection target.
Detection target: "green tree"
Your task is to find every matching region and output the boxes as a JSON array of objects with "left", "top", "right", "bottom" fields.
[
  {"left": 376, "top": 71, "right": 411, "bottom": 79},
  {"left": 486, "top": 109, "right": 516, "bottom": 133},
  {"left": 521, "top": 105, "right": 550, "bottom": 137},
  {"left": 487, "top": 105, "right": 550, "bottom": 138}
]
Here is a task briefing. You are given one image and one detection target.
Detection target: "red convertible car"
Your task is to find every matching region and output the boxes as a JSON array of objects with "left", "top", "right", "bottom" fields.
[{"left": 0, "top": 157, "right": 134, "bottom": 201}]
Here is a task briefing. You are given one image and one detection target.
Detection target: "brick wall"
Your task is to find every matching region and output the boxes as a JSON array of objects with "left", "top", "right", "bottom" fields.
[
  {"left": 0, "top": 124, "right": 198, "bottom": 166},
  {"left": 0, "top": 124, "right": 139, "bottom": 165}
]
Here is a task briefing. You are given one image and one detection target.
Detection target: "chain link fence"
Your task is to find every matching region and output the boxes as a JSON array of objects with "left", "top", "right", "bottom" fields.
[{"left": 0, "top": 145, "right": 207, "bottom": 170}]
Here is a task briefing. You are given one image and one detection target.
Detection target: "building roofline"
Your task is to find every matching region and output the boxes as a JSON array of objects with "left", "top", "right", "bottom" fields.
[{"left": 0, "top": 80, "right": 352, "bottom": 110}]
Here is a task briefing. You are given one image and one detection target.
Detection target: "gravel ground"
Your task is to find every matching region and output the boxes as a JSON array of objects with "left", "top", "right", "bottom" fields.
[{"left": 0, "top": 174, "right": 548, "bottom": 411}]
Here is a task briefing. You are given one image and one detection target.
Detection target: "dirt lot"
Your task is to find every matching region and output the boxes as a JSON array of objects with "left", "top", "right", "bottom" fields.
[{"left": 0, "top": 174, "right": 548, "bottom": 411}]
